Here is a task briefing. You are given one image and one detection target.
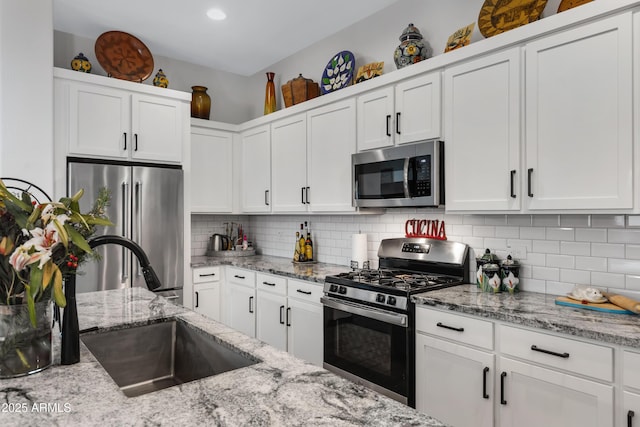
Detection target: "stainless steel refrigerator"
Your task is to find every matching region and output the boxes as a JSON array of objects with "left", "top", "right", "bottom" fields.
[{"left": 67, "top": 158, "right": 184, "bottom": 305}]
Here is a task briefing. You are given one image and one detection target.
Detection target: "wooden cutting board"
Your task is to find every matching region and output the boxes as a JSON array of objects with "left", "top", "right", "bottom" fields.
[{"left": 555, "top": 296, "right": 634, "bottom": 314}]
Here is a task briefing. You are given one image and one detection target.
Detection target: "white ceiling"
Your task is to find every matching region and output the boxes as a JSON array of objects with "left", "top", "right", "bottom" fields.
[{"left": 53, "top": 0, "right": 400, "bottom": 76}]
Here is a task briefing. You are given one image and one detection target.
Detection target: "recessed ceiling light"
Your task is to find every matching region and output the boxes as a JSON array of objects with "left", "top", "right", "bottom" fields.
[{"left": 206, "top": 8, "right": 226, "bottom": 21}]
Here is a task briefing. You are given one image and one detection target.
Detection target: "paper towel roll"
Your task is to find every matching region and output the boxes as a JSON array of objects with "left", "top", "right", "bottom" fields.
[{"left": 351, "top": 233, "right": 368, "bottom": 268}]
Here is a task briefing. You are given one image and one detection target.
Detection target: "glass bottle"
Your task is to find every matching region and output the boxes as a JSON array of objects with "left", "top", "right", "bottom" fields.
[
  {"left": 298, "top": 224, "right": 306, "bottom": 262},
  {"left": 191, "top": 86, "right": 211, "bottom": 119},
  {"left": 264, "top": 72, "right": 276, "bottom": 115},
  {"left": 294, "top": 231, "right": 301, "bottom": 261},
  {"left": 305, "top": 222, "right": 313, "bottom": 261}
]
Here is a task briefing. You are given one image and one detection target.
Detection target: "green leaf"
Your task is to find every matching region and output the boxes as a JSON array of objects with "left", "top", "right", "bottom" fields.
[
  {"left": 25, "top": 285, "right": 36, "bottom": 327},
  {"left": 65, "top": 224, "right": 92, "bottom": 254},
  {"left": 83, "top": 216, "right": 113, "bottom": 227},
  {"left": 52, "top": 265, "right": 66, "bottom": 308},
  {"left": 322, "top": 77, "right": 331, "bottom": 84},
  {"left": 29, "top": 264, "right": 43, "bottom": 298},
  {"left": 344, "top": 53, "right": 350, "bottom": 62}
]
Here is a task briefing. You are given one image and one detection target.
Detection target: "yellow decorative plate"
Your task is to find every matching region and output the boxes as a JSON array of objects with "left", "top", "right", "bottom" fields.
[
  {"left": 478, "top": 0, "right": 548, "bottom": 38},
  {"left": 557, "top": 0, "right": 593, "bottom": 13}
]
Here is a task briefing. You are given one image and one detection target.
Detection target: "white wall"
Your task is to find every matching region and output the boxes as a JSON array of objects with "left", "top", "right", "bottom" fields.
[
  {"left": 0, "top": 1, "right": 54, "bottom": 197},
  {"left": 53, "top": 31, "right": 253, "bottom": 124},
  {"left": 244, "top": 0, "right": 563, "bottom": 118}
]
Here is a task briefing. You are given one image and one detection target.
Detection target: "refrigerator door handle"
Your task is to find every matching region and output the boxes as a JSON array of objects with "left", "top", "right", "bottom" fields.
[
  {"left": 121, "top": 182, "right": 129, "bottom": 282},
  {"left": 135, "top": 181, "right": 143, "bottom": 278}
]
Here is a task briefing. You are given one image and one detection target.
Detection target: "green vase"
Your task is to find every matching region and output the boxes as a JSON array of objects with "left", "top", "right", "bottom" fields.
[{"left": 0, "top": 301, "right": 52, "bottom": 378}]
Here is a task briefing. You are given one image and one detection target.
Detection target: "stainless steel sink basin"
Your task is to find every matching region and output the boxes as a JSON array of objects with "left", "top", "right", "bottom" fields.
[{"left": 81, "top": 319, "right": 260, "bottom": 397}]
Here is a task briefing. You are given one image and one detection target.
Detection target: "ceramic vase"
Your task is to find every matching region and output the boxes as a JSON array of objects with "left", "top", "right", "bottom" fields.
[
  {"left": 0, "top": 301, "right": 52, "bottom": 378},
  {"left": 191, "top": 86, "right": 211, "bottom": 119},
  {"left": 394, "top": 23, "right": 432, "bottom": 69},
  {"left": 264, "top": 72, "right": 276, "bottom": 115},
  {"left": 153, "top": 69, "right": 169, "bottom": 88},
  {"left": 71, "top": 52, "right": 92, "bottom": 73}
]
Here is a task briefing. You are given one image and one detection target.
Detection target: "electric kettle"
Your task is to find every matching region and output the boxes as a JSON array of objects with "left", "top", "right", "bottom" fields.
[{"left": 209, "top": 234, "right": 230, "bottom": 252}]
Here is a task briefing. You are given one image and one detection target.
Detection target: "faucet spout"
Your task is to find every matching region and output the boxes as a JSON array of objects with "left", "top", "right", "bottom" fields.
[{"left": 88, "top": 235, "right": 162, "bottom": 291}]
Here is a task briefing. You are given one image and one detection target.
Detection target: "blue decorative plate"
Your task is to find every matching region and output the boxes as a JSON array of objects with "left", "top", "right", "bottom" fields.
[{"left": 321, "top": 51, "right": 355, "bottom": 95}]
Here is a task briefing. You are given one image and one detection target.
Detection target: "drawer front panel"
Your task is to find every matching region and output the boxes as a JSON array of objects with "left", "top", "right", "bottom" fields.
[
  {"left": 256, "top": 273, "right": 287, "bottom": 295},
  {"left": 226, "top": 267, "right": 256, "bottom": 287},
  {"left": 623, "top": 350, "right": 640, "bottom": 389},
  {"left": 192, "top": 266, "right": 220, "bottom": 283},
  {"left": 287, "top": 279, "right": 323, "bottom": 303},
  {"left": 416, "top": 307, "right": 494, "bottom": 350},
  {"left": 499, "top": 324, "right": 613, "bottom": 382}
]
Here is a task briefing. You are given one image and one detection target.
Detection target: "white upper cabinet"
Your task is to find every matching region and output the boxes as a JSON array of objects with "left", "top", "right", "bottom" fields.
[
  {"left": 307, "top": 99, "right": 356, "bottom": 212},
  {"left": 356, "top": 72, "right": 441, "bottom": 151},
  {"left": 190, "top": 125, "right": 233, "bottom": 213},
  {"left": 524, "top": 13, "right": 633, "bottom": 211},
  {"left": 271, "top": 114, "right": 308, "bottom": 212},
  {"left": 444, "top": 47, "right": 521, "bottom": 212},
  {"left": 241, "top": 124, "right": 271, "bottom": 212},
  {"left": 56, "top": 70, "right": 187, "bottom": 164}
]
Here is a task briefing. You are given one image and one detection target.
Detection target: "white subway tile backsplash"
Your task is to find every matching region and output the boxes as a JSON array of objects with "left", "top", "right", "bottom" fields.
[
  {"left": 545, "top": 227, "right": 575, "bottom": 241},
  {"left": 560, "top": 215, "right": 590, "bottom": 228},
  {"left": 545, "top": 281, "right": 575, "bottom": 296},
  {"left": 473, "top": 226, "right": 496, "bottom": 237},
  {"left": 591, "top": 271, "right": 625, "bottom": 288},
  {"left": 547, "top": 254, "right": 575, "bottom": 269},
  {"left": 626, "top": 245, "right": 640, "bottom": 260},
  {"left": 533, "top": 240, "right": 560, "bottom": 254},
  {"left": 591, "top": 215, "right": 626, "bottom": 228},
  {"left": 532, "top": 266, "right": 560, "bottom": 281},
  {"left": 592, "top": 243, "right": 625, "bottom": 258},
  {"left": 532, "top": 215, "right": 560, "bottom": 227},
  {"left": 575, "top": 228, "right": 607, "bottom": 243},
  {"left": 560, "top": 269, "right": 590, "bottom": 285},
  {"left": 462, "top": 215, "right": 486, "bottom": 225},
  {"left": 520, "top": 227, "right": 546, "bottom": 240},
  {"left": 574, "top": 256, "right": 607, "bottom": 272},
  {"left": 484, "top": 215, "right": 507, "bottom": 226},
  {"left": 496, "top": 226, "right": 520, "bottom": 239},
  {"left": 625, "top": 275, "right": 640, "bottom": 291},
  {"left": 560, "top": 241, "right": 590, "bottom": 256},
  {"left": 483, "top": 238, "right": 508, "bottom": 251},
  {"left": 524, "top": 253, "right": 546, "bottom": 266},
  {"left": 608, "top": 229, "right": 640, "bottom": 244},
  {"left": 450, "top": 224, "right": 474, "bottom": 236},
  {"left": 520, "top": 278, "right": 546, "bottom": 293},
  {"left": 507, "top": 215, "right": 532, "bottom": 226},
  {"left": 609, "top": 258, "right": 640, "bottom": 275}
]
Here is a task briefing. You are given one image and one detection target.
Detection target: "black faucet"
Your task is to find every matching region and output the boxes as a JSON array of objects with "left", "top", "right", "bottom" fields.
[{"left": 61, "top": 235, "right": 163, "bottom": 365}]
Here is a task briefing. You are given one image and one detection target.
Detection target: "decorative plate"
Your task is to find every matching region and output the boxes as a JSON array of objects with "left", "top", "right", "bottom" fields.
[
  {"left": 566, "top": 292, "right": 608, "bottom": 304},
  {"left": 95, "top": 31, "right": 154, "bottom": 82},
  {"left": 355, "top": 62, "right": 384, "bottom": 84},
  {"left": 557, "top": 0, "right": 592, "bottom": 13},
  {"left": 321, "top": 51, "right": 354, "bottom": 95},
  {"left": 478, "top": 0, "right": 548, "bottom": 38}
]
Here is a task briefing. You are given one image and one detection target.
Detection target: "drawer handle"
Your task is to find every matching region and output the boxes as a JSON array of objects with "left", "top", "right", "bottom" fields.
[
  {"left": 199, "top": 273, "right": 216, "bottom": 277},
  {"left": 296, "top": 289, "right": 312, "bottom": 295},
  {"left": 234, "top": 275, "right": 246, "bottom": 279},
  {"left": 396, "top": 112, "right": 401, "bottom": 135},
  {"left": 249, "top": 296, "right": 254, "bottom": 314},
  {"left": 436, "top": 322, "right": 464, "bottom": 332},
  {"left": 286, "top": 307, "right": 291, "bottom": 327},
  {"left": 530, "top": 345, "right": 570, "bottom": 359},
  {"left": 195, "top": 291, "right": 199, "bottom": 308},
  {"left": 527, "top": 168, "right": 534, "bottom": 197},
  {"left": 629, "top": 410, "right": 635, "bottom": 427},
  {"left": 279, "top": 305, "right": 285, "bottom": 325},
  {"left": 482, "top": 367, "right": 490, "bottom": 399},
  {"left": 510, "top": 170, "right": 516, "bottom": 198},
  {"left": 262, "top": 281, "right": 276, "bottom": 287},
  {"left": 386, "top": 114, "right": 391, "bottom": 137},
  {"left": 500, "top": 372, "right": 507, "bottom": 405}
]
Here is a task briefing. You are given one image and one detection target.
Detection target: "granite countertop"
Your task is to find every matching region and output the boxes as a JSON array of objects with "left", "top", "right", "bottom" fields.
[
  {"left": 2, "top": 288, "right": 445, "bottom": 427},
  {"left": 191, "top": 254, "right": 350, "bottom": 284},
  {"left": 412, "top": 284, "right": 640, "bottom": 349}
]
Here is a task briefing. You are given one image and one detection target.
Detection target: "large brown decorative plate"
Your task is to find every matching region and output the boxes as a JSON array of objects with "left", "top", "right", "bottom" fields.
[
  {"left": 95, "top": 31, "right": 154, "bottom": 82},
  {"left": 557, "top": 0, "right": 593, "bottom": 13},
  {"left": 478, "top": 0, "right": 548, "bottom": 38}
]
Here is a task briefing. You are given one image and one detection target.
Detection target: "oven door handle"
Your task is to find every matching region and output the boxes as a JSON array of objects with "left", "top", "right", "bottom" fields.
[
  {"left": 403, "top": 158, "right": 410, "bottom": 198},
  {"left": 321, "top": 296, "right": 408, "bottom": 328}
]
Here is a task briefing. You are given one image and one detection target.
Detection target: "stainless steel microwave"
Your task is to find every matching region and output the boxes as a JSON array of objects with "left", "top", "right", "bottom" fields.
[{"left": 352, "top": 141, "right": 444, "bottom": 208}]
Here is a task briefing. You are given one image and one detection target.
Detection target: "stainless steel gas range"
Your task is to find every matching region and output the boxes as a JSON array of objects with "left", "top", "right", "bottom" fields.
[{"left": 322, "top": 237, "right": 470, "bottom": 408}]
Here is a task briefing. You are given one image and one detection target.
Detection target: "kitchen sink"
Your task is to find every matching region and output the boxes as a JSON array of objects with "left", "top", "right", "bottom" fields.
[{"left": 81, "top": 319, "right": 260, "bottom": 397}]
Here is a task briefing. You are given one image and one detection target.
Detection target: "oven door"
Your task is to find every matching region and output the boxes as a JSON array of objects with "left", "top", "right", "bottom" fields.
[{"left": 321, "top": 296, "right": 409, "bottom": 404}]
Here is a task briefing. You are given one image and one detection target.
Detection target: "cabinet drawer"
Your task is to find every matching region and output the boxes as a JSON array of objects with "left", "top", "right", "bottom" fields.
[
  {"left": 226, "top": 267, "right": 255, "bottom": 287},
  {"left": 287, "top": 279, "right": 323, "bottom": 303},
  {"left": 416, "top": 308, "right": 494, "bottom": 350},
  {"left": 192, "top": 266, "right": 220, "bottom": 283},
  {"left": 499, "top": 324, "right": 613, "bottom": 382},
  {"left": 256, "top": 273, "right": 286, "bottom": 295},
  {"left": 623, "top": 350, "right": 640, "bottom": 389}
]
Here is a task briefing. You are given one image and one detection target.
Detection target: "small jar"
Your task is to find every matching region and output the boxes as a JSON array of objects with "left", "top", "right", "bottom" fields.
[
  {"left": 476, "top": 249, "right": 499, "bottom": 290},
  {"left": 500, "top": 255, "right": 520, "bottom": 293},
  {"left": 483, "top": 263, "right": 502, "bottom": 293}
]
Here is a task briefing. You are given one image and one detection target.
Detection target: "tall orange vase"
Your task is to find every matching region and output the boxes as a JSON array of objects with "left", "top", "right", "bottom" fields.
[{"left": 264, "top": 72, "right": 276, "bottom": 115}]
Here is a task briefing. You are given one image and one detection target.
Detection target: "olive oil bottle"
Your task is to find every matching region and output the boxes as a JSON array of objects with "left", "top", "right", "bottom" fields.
[
  {"left": 305, "top": 221, "right": 313, "bottom": 261},
  {"left": 298, "top": 224, "right": 306, "bottom": 262},
  {"left": 294, "top": 231, "right": 301, "bottom": 261}
]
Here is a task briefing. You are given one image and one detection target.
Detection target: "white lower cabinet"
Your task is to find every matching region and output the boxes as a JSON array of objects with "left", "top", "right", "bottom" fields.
[
  {"left": 225, "top": 268, "right": 256, "bottom": 337},
  {"left": 623, "top": 351, "right": 640, "bottom": 427},
  {"left": 624, "top": 392, "right": 640, "bottom": 427},
  {"left": 256, "top": 273, "right": 288, "bottom": 351},
  {"left": 415, "top": 307, "right": 616, "bottom": 427},
  {"left": 286, "top": 279, "right": 323, "bottom": 366},
  {"left": 192, "top": 266, "right": 221, "bottom": 321}
]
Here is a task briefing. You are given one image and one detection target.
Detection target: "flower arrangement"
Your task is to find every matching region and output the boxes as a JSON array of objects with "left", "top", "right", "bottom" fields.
[{"left": 0, "top": 179, "right": 111, "bottom": 325}]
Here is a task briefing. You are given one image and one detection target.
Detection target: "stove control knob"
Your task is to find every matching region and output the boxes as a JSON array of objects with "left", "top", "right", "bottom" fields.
[
  {"left": 329, "top": 284, "right": 338, "bottom": 293},
  {"left": 387, "top": 296, "right": 397, "bottom": 305},
  {"left": 376, "top": 294, "right": 386, "bottom": 303},
  {"left": 338, "top": 286, "right": 347, "bottom": 295}
]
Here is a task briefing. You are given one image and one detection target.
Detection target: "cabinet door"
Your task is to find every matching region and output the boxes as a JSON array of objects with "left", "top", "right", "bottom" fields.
[
  {"left": 307, "top": 99, "right": 356, "bottom": 212},
  {"left": 271, "top": 114, "right": 308, "bottom": 212},
  {"left": 524, "top": 14, "right": 633, "bottom": 211},
  {"left": 193, "top": 282, "right": 220, "bottom": 321},
  {"left": 624, "top": 392, "right": 640, "bottom": 427},
  {"left": 227, "top": 284, "right": 256, "bottom": 337},
  {"left": 256, "top": 290, "right": 287, "bottom": 351},
  {"left": 356, "top": 86, "right": 394, "bottom": 151},
  {"left": 131, "top": 94, "right": 184, "bottom": 163},
  {"left": 444, "top": 48, "right": 521, "bottom": 211},
  {"left": 395, "top": 72, "right": 441, "bottom": 145},
  {"left": 190, "top": 127, "right": 233, "bottom": 213},
  {"left": 67, "top": 82, "right": 130, "bottom": 159},
  {"left": 241, "top": 125, "right": 271, "bottom": 212},
  {"left": 415, "top": 334, "right": 494, "bottom": 427},
  {"left": 287, "top": 297, "right": 323, "bottom": 366},
  {"left": 499, "top": 357, "right": 614, "bottom": 427}
]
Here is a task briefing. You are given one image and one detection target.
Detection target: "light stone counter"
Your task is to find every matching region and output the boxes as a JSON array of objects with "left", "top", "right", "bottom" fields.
[
  {"left": 412, "top": 284, "right": 640, "bottom": 349},
  {"left": 191, "top": 254, "right": 350, "bottom": 284},
  {"left": 1, "top": 288, "right": 446, "bottom": 426}
]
